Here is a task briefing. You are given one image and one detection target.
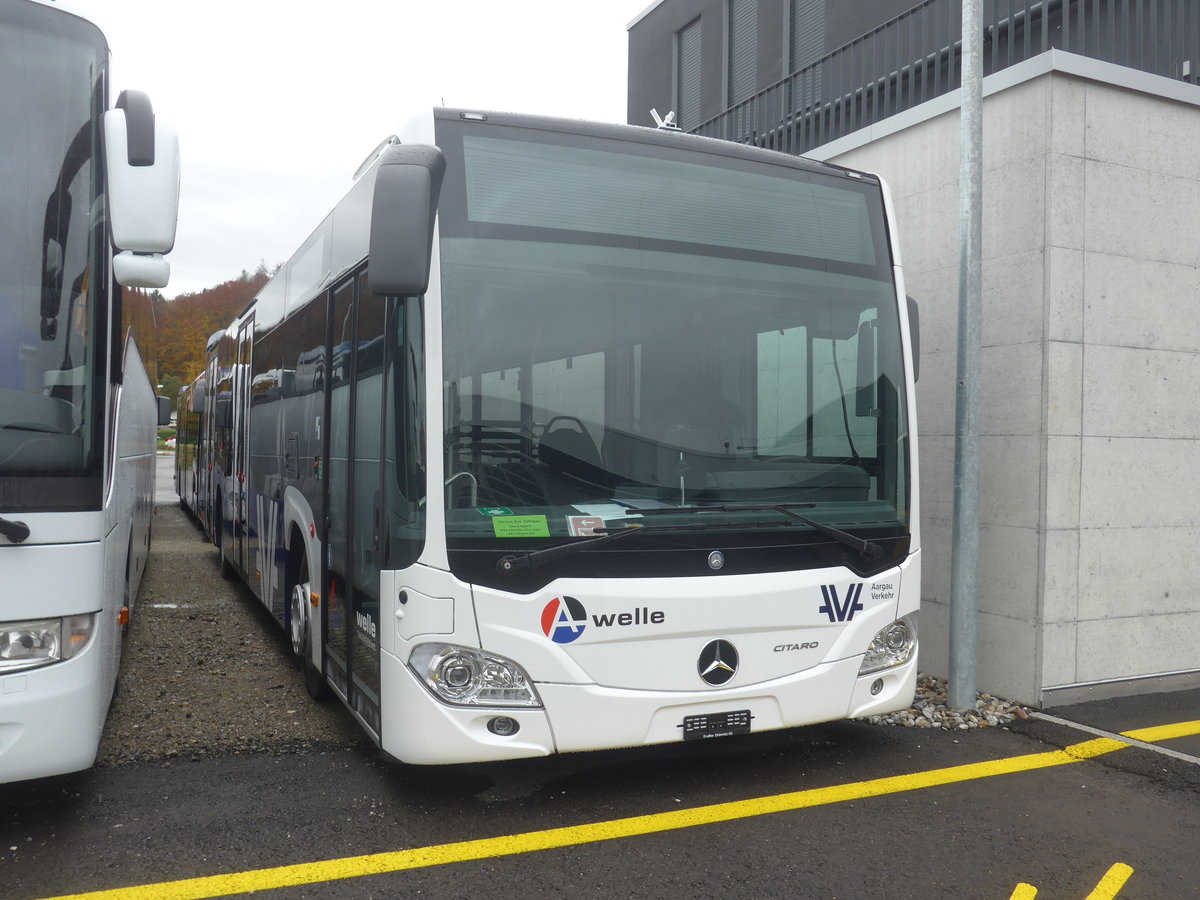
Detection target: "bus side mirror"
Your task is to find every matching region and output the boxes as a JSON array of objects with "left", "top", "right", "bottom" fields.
[
  {"left": 157, "top": 396, "right": 171, "bottom": 427},
  {"left": 104, "top": 90, "right": 180, "bottom": 289},
  {"left": 367, "top": 144, "right": 446, "bottom": 298},
  {"left": 906, "top": 295, "right": 920, "bottom": 382}
]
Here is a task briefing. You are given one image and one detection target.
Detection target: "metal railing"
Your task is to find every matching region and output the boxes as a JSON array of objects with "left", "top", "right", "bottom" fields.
[{"left": 691, "top": 0, "right": 1199, "bottom": 154}]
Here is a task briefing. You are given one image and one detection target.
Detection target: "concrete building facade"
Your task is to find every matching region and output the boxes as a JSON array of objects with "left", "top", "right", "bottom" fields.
[{"left": 627, "top": 1, "right": 1200, "bottom": 706}]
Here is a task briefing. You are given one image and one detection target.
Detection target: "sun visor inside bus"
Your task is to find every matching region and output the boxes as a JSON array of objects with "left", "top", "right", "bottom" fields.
[{"left": 368, "top": 144, "right": 446, "bottom": 298}]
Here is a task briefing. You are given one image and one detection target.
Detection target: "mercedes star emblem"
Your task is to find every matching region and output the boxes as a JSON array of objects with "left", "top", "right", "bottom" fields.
[{"left": 697, "top": 639, "right": 739, "bottom": 685}]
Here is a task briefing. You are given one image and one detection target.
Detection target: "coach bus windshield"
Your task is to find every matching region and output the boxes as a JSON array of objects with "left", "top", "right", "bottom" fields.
[
  {"left": 0, "top": 4, "right": 106, "bottom": 510},
  {"left": 435, "top": 118, "right": 910, "bottom": 585}
]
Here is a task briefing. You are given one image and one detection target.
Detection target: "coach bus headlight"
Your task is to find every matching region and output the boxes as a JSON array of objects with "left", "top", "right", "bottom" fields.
[
  {"left": 0, "top": 614, "right": 95, "bottom": 673},
  {"left": 859, "top": 617, "right": 916, "bottom": 675},
  {"left": 409, "top": 644, "right": 542, "bottom": 708}
]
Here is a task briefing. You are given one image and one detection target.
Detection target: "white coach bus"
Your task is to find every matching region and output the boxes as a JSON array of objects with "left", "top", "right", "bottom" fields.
[
  {"left": 0, "top": 0, "right": 179, "bottom": 782},
  {"left": 193, "top": 108, "right": 919, "bottom": 764}
]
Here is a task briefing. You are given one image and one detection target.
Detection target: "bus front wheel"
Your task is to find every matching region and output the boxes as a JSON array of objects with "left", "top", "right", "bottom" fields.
[{"left": 289, "top": 552, "right": 329, "bottom": 700}]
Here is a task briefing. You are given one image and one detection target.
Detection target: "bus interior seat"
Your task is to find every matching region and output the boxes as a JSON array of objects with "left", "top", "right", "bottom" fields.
[{"left": 538, "top": 420, "right": 603, "bottom": 503}]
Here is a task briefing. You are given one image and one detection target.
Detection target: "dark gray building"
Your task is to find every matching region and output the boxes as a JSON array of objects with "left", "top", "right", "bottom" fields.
[{"left": 628, "top": 0, "right": 1198, "bottom": 152}]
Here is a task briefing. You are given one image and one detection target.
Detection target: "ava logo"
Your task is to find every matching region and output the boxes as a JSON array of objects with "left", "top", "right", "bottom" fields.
[
  {"left": 819, "top": 583, "right": 864, "bottom": 623},
  {"left": 541, "top": 596, "right": 588, "bottom": 644}
]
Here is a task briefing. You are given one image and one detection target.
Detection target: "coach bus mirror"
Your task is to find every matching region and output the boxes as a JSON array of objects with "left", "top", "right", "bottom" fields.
[
  {"left": 104, "top": 90, "right": 181, "bottom": 289},
  {"left": 157, "top": 396, "right": 171, "bottom": 427},
  {"left": 906, "top": 295, "right": 920, "bottom": 382},
  {"left": 368, "top": 145, "right": 446, "bottom": 297},
  {"left": 855, "top": 321, "right": 877, "bottom": 418}
]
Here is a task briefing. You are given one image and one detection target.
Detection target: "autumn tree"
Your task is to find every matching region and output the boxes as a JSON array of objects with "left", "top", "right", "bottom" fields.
[{"left": 154, "top": 270, "right": 270, "bottom": 393}]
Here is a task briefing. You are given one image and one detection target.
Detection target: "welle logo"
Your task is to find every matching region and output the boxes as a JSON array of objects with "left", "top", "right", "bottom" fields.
[
  {"left": 540, "top": 596, "right": 667, "bottom": 644},
  {"left": 819, "top": 583, "right": 864, "bottom": 622}
]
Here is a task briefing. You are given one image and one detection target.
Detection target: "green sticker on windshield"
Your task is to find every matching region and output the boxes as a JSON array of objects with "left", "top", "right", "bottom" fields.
[
  {"left": 476, "top": 507, "right": 513, "bottom": 517},
  {"left": 492, "top": 515, "right": 551, "bottom": 538}
]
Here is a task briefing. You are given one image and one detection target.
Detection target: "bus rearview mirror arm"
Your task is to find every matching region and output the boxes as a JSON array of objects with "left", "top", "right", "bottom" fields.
[{"left": 368, "top": 145, "right": 446, "bottom": 298}]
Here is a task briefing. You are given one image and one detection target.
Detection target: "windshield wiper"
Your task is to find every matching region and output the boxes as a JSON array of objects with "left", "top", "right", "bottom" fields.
[
  {"left": 495, "top": 516, "right": 798, "bottom": 574},
  {"left": 494, "top": 502, "right": 884, "bottom": 574},
  {"left": 636, "top": 503, "right": 885, "bottom": 561},
  {"left": 497, "top": 524, "right": 645, "bottom": 574}
]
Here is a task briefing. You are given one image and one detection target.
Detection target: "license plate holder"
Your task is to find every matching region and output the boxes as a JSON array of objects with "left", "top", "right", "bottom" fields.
[{"left": 681, "top": 709, "right": 753, "bottom": 741}]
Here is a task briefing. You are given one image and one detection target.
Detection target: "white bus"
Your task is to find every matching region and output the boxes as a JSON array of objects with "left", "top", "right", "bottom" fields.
[
  {"left": 0, "top": 0, "right": 179, "bottom": 783},
  {"left": 191, "top": 108, "right": 919, "bottom": 764}
]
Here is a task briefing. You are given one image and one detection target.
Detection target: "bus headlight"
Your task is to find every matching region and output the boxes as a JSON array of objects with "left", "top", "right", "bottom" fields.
[
  {"left": 409, "top": 644, "right": 542, "bottom": 708},
  {"left": 0, "top": 614, "right": 95, "bottom": 673},
  {"left": 859, "top": 617, "right": 916, "bottom": 675}
]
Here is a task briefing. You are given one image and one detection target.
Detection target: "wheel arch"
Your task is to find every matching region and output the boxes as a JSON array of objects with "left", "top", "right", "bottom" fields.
[{"left": 282, "top": 485, "right": 321, "bottom": 666}]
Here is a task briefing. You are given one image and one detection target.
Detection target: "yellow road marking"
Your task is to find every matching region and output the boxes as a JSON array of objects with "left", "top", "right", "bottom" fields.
[
  {"left": 1085, "top": 863, "right": 1135, "bottom": 899},
  {"left": 1089, "top": 864, "right": 1132, "bottom": 897},
  {"left": 1011, "top": 862, "right": 1134, "bottom": 900},
  {"left": 1122, "top": 720, "right": 1200, "bottom": 743},
  {"left": 39, "top": 722, "right": 1200, "bottom": 900}
]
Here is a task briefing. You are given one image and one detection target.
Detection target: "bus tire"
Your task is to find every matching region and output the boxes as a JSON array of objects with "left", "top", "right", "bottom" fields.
[{"left": 288, "top": 549, "right": 329, "bottom": 701}]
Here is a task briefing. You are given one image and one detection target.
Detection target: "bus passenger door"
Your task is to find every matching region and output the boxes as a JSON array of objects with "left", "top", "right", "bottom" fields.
[
  {"left": 322, "top": 271, "right": 385, "bottom": 735},
  {"left": 235, "top": 317, "right": 254, "bottom": 571}
]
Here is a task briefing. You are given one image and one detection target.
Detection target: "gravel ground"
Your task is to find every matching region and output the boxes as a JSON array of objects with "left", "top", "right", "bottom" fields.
[
  {"left": 100, "top": 503, "right": 1025, "bottom": 767},
  {"left": 96, "top": 503, "right": 367, "bottom": 768},
  {"left": 859, "top": 673, "right": 1029, "bottom": 731}
]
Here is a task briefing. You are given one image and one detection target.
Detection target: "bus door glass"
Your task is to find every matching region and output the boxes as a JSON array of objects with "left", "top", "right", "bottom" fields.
[
  {"left": 235, "top": 317, "right": 253, "bottom": 570},
  {"left": 323, "top": 273, "right": 385, "bottom": 732},
  {"left": 325, "top": 280, "right": 354, "bottom": 698},
  {"left": 348, "top": 272, "right": 385, "bottom": 733}
]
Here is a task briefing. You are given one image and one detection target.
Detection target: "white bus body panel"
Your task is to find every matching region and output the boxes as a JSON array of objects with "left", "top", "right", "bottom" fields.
[
  {"left": 0, "top": 638, "right": 108, "bottom": 782},
  {"left": 380, "top": 553, "right": 918, "bottom": 764},
  {"left": 0, "top": 541, "right": 108, "bottom": 781},
  {"left": 0, "top": 344, "right": 156, "bottom": 783}
]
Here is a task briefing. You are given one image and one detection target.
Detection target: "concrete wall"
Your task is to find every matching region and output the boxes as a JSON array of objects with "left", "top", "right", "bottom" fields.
[{"left": 812, "top": 58, "right": 1200, "bottom": 704}]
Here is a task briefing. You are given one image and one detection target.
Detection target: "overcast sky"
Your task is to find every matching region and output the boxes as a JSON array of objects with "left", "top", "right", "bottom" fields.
[{"left": 82, "top": 1, "right": 653, "bottom": 297}]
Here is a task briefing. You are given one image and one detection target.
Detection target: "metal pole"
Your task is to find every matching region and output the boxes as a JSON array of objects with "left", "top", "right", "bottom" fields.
[{"left": 949, "top": 0, "right": 983, "bottom": 711}]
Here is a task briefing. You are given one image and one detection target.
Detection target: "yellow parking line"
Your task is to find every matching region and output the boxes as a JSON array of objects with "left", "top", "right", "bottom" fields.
[
  {"left": 1010, "top": 861, "right": 1134, "bottom": 900},
  {"left": 1085, "top": 863, "right": 1134, "bottom": 900},
  {"left": 39, "top": 721, "right": 1200, "bottom": 900},
  {"left": 1122, "top": 720, "right": 1200, "bottom": 743}
]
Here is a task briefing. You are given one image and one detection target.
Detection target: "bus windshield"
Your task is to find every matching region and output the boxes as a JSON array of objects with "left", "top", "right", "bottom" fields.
[
  {"left": 0, "top": 4, "right": 106, "bottom": 508},
  {"left": 436, "top": 121, "right": 909, "bottom": 574}
]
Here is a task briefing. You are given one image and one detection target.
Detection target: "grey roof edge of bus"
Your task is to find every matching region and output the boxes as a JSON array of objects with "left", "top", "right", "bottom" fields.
[{"left": 429, "top": 106, "right": 882, "bottom": 187}]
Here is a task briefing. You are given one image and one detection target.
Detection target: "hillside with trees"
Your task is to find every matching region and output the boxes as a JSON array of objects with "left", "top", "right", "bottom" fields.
[{"left": 153, "top": 265, "right": 271, "bottom": 404}]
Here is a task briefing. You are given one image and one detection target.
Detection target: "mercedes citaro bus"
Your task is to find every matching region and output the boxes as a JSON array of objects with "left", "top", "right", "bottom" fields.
[{"left": 181, "top": 107, "right": 919, "bottom": 764}]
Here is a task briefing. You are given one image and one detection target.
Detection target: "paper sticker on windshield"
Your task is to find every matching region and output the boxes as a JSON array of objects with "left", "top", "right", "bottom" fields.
[
  {"left": 476, "top": 507, "right": 513, "bottom": 517},
  {"left": 567, "top": 516, "right": 605, "bottom": 537},
  {"left": 492, "top": 515, "right": 551, "bottom": 538}
]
